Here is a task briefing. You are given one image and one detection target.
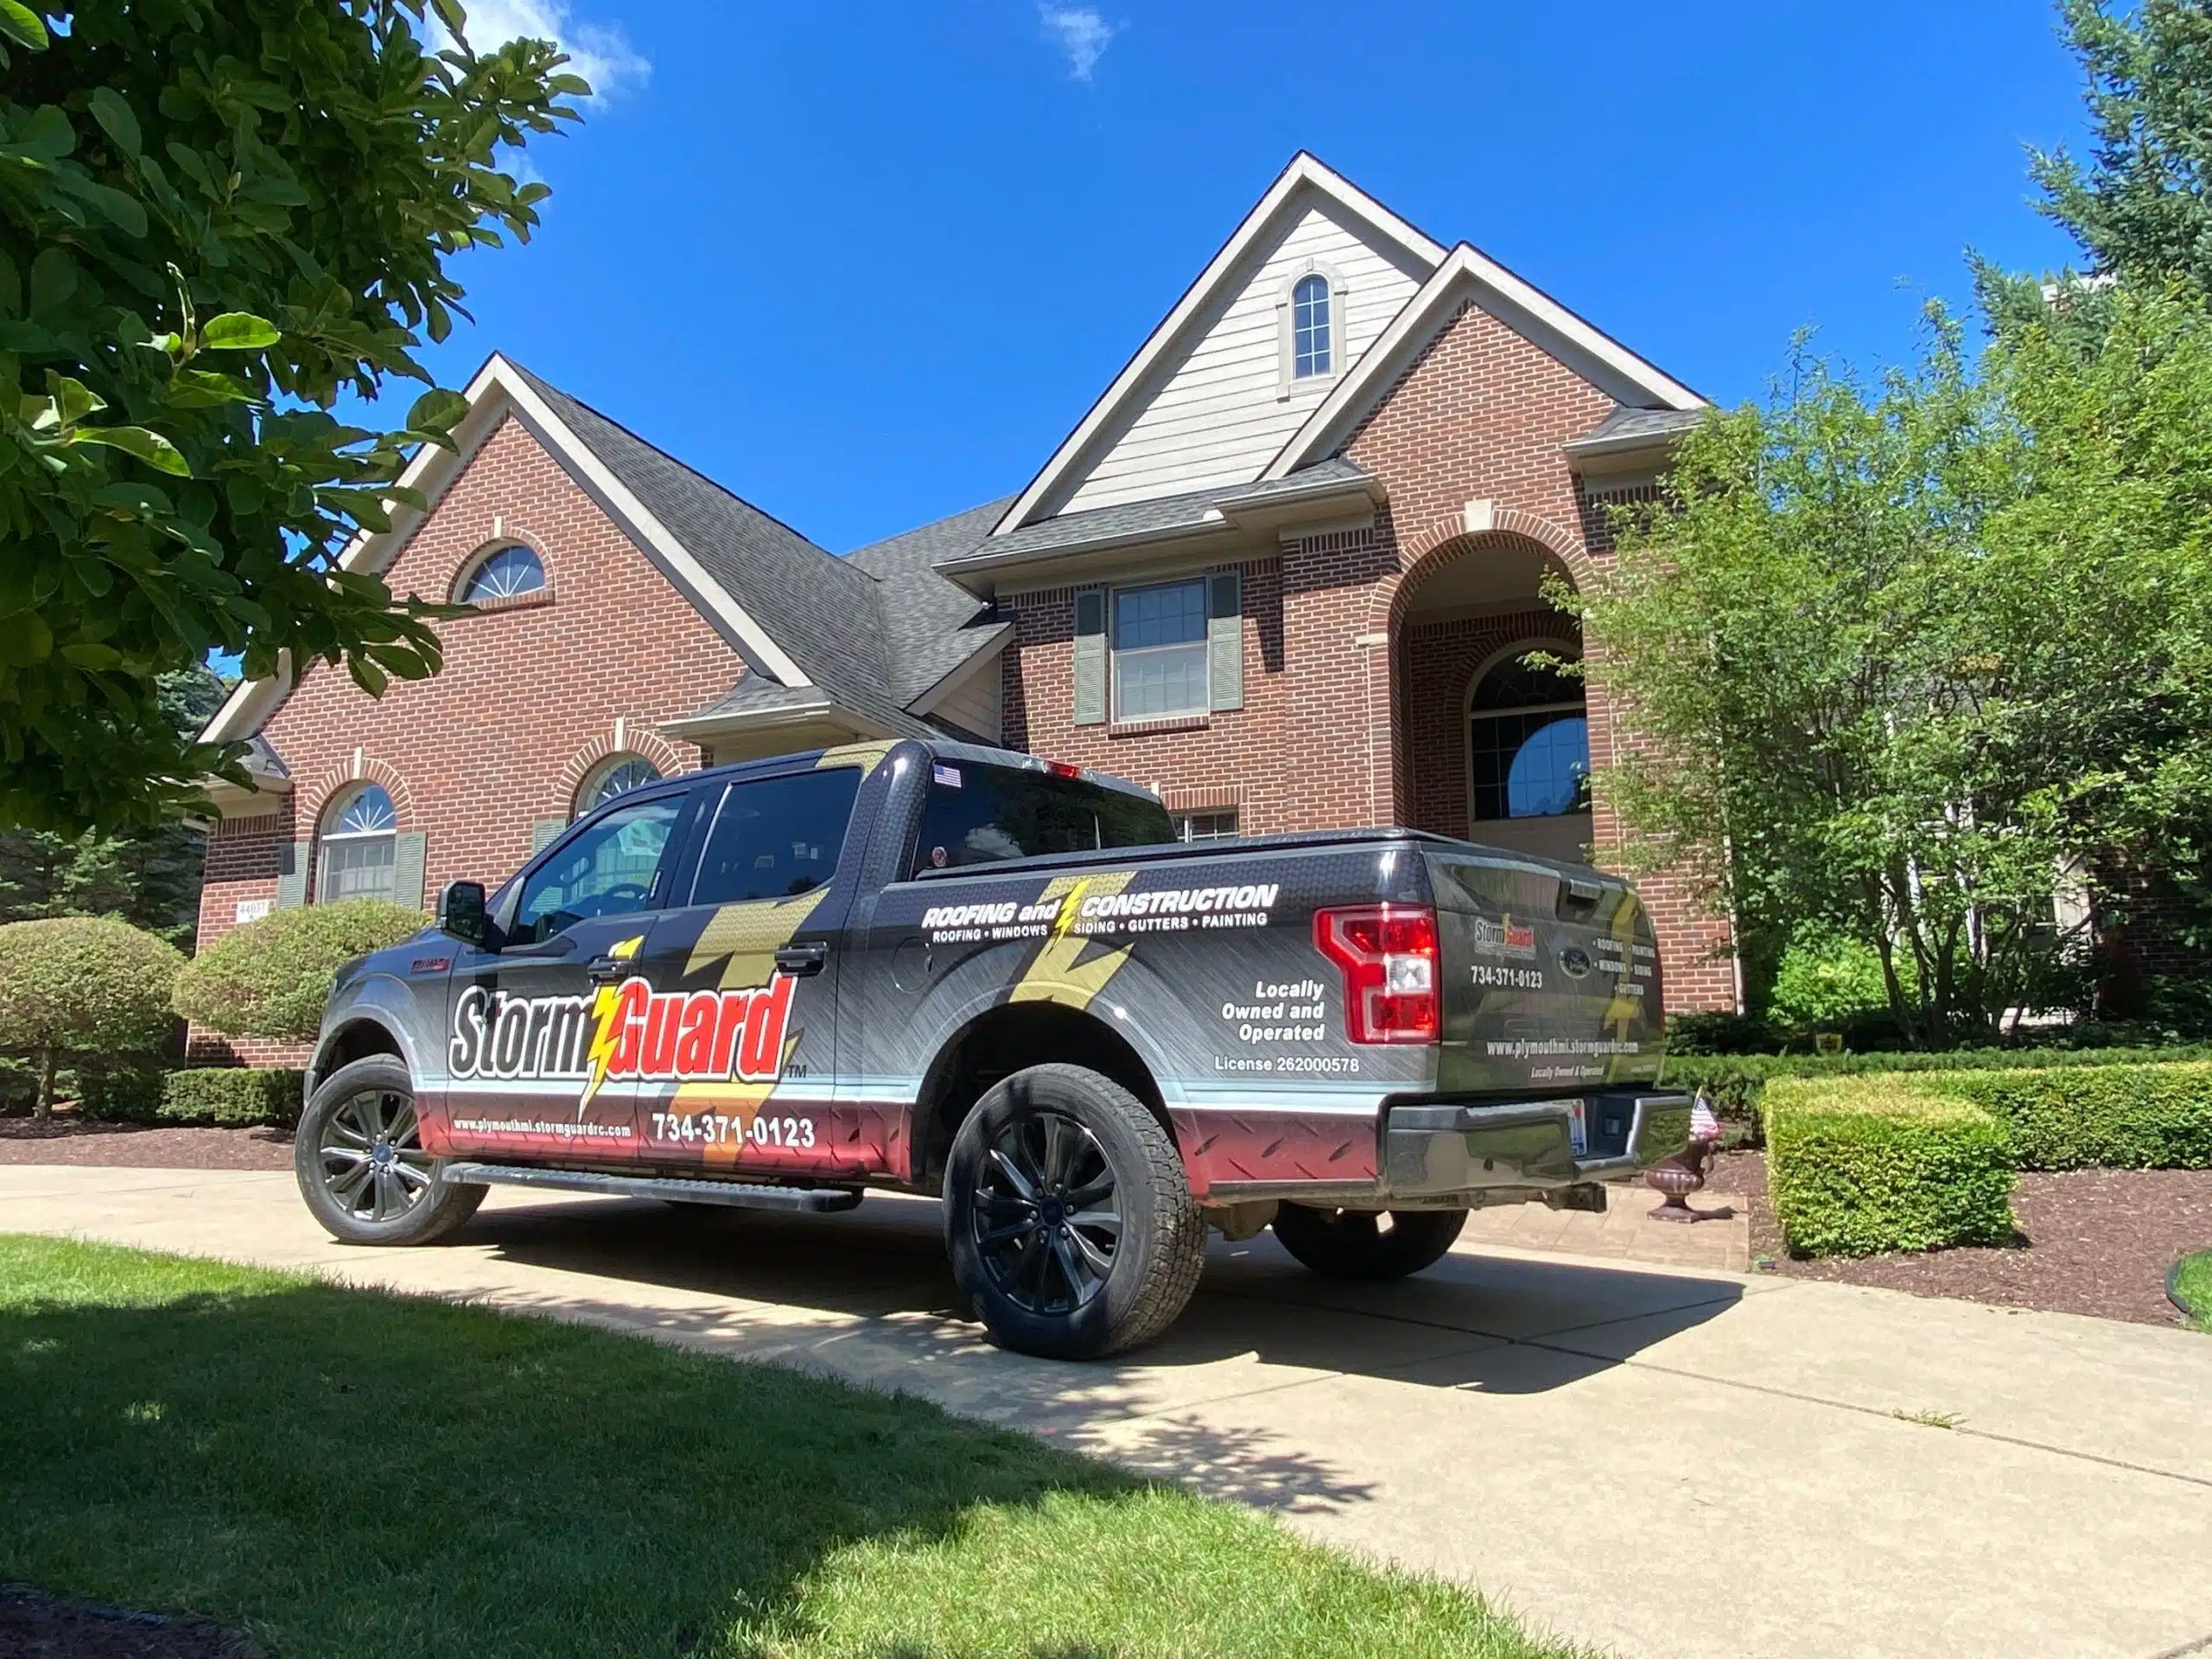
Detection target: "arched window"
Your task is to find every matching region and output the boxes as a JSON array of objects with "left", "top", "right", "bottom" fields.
[
  {"left": 575, "top": 753, "right": 661, "bottom": 819},
  {"left": 319, "top": 784, "right": 397, "bottom": 903},
  {"left": 458, "top": 544, "right": 546, "bottom": 604},
  {"left": 1467, "top": 653, "right": 1589, "bottom": 822},
  {"left": 1292, "top": 274, "right": 1332, "bottom": 379}
]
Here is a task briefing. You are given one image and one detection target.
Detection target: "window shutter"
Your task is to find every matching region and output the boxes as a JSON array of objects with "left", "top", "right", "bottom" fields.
[
  {"left": 275, "top": 840, "right": 312, "bottom": 909},
  {"left": 1207, "top": 570, "right": 1243, "bottom": 712},
  {"left": 1072, "top": 588, "right": 1107, "bottom": 726},
  {"left": 530, "top": 817, "right": 566, "bottom": 854},
  {"left": 393, "top": 831, "right": 429, "bottom": 912}
]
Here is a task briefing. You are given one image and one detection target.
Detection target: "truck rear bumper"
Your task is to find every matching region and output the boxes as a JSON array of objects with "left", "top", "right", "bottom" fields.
[{"left": 1380, "top": 1090, "right": 1694, "bottom": 1200}]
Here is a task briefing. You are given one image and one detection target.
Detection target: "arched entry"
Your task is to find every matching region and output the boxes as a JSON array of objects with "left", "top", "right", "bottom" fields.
[{"left": 1388, "top": 525, "right": 1590, "bottom": 861}]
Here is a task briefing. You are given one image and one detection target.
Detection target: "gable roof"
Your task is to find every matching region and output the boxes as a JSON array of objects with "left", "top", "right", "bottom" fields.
[
  {"left": 988, "top": 153, "right": 1447, "bottom": 537},
  {"left": 201, "top": 356, "right": 1007, "bottom": 754},
  {"left": 1262, "top": 242, "right": 1707, "bottom": 481}
]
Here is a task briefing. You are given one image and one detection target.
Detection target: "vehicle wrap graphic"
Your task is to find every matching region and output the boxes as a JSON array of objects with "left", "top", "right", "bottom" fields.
[{"left": 325, "top": 737, "right": 1674, "bottom": 1208}]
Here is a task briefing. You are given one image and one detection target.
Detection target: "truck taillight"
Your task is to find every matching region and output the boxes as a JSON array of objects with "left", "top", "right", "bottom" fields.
[{"left": 1313, "top": 905, "right": 1439, "bottom": 1045}]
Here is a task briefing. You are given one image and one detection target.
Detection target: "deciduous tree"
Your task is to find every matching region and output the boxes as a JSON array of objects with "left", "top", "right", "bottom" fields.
[{"left": 0, "top": 0, "right": 585, "bottom": 831}]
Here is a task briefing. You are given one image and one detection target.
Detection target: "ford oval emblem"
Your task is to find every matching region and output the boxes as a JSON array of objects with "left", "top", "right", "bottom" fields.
[{"left": 1559, "top": 946, "right": 1592, "bottom": 979}]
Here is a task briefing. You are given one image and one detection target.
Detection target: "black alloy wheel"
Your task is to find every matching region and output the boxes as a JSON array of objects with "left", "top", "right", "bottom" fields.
[
  {"left": 969, "top": 1108, "right": 1122, "bottom": 1317},
  {"left": 944, "top": 1063, "right": 1205, "bottom": 1359}
]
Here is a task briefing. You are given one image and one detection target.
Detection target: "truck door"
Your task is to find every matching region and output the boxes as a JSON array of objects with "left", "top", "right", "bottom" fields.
[
  {"left": 441, "top": 787, "right": 695, "bottom": 1161},
  {"left": 625, "top": 761, "right": 864, "bottom": 1179}
]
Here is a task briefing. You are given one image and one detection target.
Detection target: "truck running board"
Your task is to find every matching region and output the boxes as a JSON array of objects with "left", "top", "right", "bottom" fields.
[{"left": 442, "top": 1161, "right": 864, "bottom": 1213}]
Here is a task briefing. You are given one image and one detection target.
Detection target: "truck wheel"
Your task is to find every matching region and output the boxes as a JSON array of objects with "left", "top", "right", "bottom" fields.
[
  {"left": 296, "top": 1056, "right": 485, "bottom": 1247},
  {"left": 944, "top": 1063, "right": 1205, "bottom": 1360},
  {"left": 1271, "top": 1205, "right": 1467, "bottom": 1281}
]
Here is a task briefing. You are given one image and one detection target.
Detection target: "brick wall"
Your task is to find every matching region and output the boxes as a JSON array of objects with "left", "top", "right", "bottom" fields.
[
  {"left": 1003, "top": 296, "right": 1738, "bottom": 1012},
  {"left": 189, "top": 415, "right": 751, "bottom": 1060}
]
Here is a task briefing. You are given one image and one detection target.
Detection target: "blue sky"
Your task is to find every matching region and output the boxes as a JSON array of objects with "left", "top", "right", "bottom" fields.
[{"left": 404, "top": 0, "right": 2091, "bottom": 555}]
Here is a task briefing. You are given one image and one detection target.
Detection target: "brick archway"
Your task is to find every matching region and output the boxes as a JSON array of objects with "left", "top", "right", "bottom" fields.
[
  {"left": 301, "top": 750, "right": 417, "bottom": 829},
  {"left": 1354, "top": 505, "right": 1591, "bottom": 831},
  {"left": 556, "top": 724, "right": 691, "bottom": 816}
]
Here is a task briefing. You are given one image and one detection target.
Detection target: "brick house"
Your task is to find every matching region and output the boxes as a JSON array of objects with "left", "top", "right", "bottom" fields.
[{"left": 194, "top": 153, "right": 1734, "bottom": 1058}]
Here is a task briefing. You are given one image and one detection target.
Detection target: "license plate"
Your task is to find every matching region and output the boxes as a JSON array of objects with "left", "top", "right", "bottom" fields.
[{"left": 1567, "top": 1098, "right": 1588, "bottom": 1155}]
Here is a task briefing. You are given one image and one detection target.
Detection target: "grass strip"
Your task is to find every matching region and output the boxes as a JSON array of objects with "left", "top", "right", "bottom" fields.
[
  {"left": 0, "top": 1234, "right": 1580, "bottom": 1658},
  {"left": 2173, "top": 1250, "right": 2212, "bottom": 1334}
]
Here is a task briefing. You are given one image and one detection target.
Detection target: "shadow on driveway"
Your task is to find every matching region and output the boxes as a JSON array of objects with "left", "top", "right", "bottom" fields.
[{"left": 460, "top": 1191, "right": 1745, "bottom": 1405}]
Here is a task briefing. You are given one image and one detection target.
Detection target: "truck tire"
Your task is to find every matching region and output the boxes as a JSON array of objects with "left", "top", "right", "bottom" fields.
[
  {"left": 944, "top": 1063, "right": 1205, "bottom": 1360},
  {"left": 1271, "top": 1205, "right": 1467, "bottom": 1281},
  {"left": 296, "top": 1056, "right": 486, "bottom": 1247}
]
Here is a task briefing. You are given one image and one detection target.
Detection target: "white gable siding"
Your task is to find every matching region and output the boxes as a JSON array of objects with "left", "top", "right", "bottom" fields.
[{"left": 1055, "top": 199, "right": 1428, "bottom": 517}]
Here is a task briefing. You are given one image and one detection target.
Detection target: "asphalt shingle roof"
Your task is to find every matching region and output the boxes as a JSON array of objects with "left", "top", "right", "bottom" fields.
[
  {"left": 938, "top": 457, "right": 1374, "bottom": 568},
  {"left": 844, "top": 498, "right": 1014, "bottom": 704},
  {"left": 1567, "top": 405, "right": 1707, "bottom": 449},
  {"left": 512, "top": 365, "right": 929, "bottom": 736}
]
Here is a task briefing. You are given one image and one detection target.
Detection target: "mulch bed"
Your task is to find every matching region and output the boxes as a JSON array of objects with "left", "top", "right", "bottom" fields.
[
  {"left": 1707, "top": 1149, "right": 2212, "bottom": 1329},
  {"left": 0, "top": 1110, "right": 292, "bottom": 1171},
  {"left": 0, "top": 1586, "right": 258, "bottom": 1658}
]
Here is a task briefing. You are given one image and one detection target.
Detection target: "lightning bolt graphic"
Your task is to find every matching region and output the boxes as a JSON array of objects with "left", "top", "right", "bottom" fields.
[{"left": 576, "top": 934, "right": 644, "bottom": 1118}]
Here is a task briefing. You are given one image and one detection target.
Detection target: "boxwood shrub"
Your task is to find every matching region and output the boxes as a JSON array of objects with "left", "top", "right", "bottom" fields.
[
  {"left": 1764, "top": 1077, "right": 2018, "bottom": 1257},
  {"left": 1929, "top": 1062, "right": 2212, "bottom": 1171},
  {"left": 77, "top": 1066, "right": 303, "bottom": 1128}
]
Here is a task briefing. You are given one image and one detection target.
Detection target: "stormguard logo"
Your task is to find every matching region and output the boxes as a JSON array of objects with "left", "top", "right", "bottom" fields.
[
  {"left": 449, "top": 974, "right": 796, "bottom": 1115},
  {"left": 1470, "top": 914, "right": 1538, "bottom": 961}
]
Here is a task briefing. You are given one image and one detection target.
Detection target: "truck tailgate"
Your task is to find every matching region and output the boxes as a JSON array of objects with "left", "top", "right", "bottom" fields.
[{"left": 1423, "top": 847, "right": 1665, "bottom": 1097}]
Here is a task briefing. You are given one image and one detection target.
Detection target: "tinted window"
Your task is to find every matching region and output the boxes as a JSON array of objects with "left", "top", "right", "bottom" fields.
[
  {"left": 910, "top": 762, "right": 1173, "bottom": 877},
  {"left": 512, "top": 795, "right": 683, "bottom": 944},
  {"left": 690, "top": 768, "right": 861, "bottom": 905}
]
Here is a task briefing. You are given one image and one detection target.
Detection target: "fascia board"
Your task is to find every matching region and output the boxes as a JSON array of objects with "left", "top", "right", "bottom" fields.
[
  {"left": 989, "top": 154, "right": 1445, "bottom": 537},
  {"left": 1262, "top": 245, "right": 1708, "bottom": 482}
]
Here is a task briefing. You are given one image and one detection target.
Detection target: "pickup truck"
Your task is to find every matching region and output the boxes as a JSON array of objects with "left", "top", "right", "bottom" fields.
[{"left": 297, "top": 737, "right": 1692, "bottom": 1358}]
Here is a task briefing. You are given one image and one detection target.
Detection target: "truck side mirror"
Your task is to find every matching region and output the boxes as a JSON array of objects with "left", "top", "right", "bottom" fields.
[{"left": 437, "top": 880, "right": 488, "bottom": 947}]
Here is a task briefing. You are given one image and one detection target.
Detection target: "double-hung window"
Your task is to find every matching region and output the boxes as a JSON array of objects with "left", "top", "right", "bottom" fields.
[{"left": 1110, "top": 579, "right": 1209, "bottom": 721}]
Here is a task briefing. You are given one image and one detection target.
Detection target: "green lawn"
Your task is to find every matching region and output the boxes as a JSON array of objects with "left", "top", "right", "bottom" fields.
[
  {"left": 0, "top": 1235, "right": 1581, "bottom": 1658},
  {"left": 2175, "top": 1250, "right": 2212, "bottom": 1334}
]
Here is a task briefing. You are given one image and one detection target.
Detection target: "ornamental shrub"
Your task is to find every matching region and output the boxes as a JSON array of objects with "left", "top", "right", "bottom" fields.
[
  {"left": 1764, "top": 1077, "right": 2018, "bottom": 1256},
  {"left": 0, "top": 918, "right": 183, "bottom": 1117},
  {"left": 159, "top": 1068, "right": 304, "bottom": 1128},
  {"left": 1931, "top": 1062, "right": 2212, "bottom": 1172},
  {"left": 172, "top": 901, "right": 427, "bottom": 1042},
  {"left": 1769, "top": 930, "right": 1911, "bottom": 1034}
]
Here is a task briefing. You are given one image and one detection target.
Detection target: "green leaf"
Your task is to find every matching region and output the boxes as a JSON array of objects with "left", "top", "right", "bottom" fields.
[
  {"left": 200, "top": 312, "right": 280, "bottom": 351},
  {"left": 11, "top": 105, "right": 73, "bottom": 162},
  {"left": 71, "top": 425, "right": 191, "bottom": 476},
  {"left": 52, "top": 169, "right": 148, "bottom": 237},
  {"left": 164, "top": 368, "right": 258, "bottom": 409},
  {"left": 431, "top": 0, "right": 468, "bottom": 39},
  {"left": 0, "top": 1, "right": 48, "bottom": 49},
  {"left": 27, "top": 245, "right": 75, "bottom": 317},
  {"left": 60, "top": 642, "right": 122, "bottom": 670},
  {"left": 47, "top": 372, "right": 105, "bottom": 426},
  {"left": 87, "top": 87, "right": 141, "bottom": 156},
  {"left": 404, "top": 386, "right": 469, "bottom": 434}
]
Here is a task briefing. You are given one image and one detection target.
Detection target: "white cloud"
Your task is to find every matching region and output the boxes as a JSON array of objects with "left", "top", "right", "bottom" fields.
[
  {"left": 1038, "top": 3, "right": 1116, "bottom": 82},
  {"left": 429, "top": 0, "right": 652, "bottom": 104}
]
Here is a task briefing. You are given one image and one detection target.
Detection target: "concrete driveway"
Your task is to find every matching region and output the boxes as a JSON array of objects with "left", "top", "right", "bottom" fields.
[{"left": 3, "top": 1164, "right": 2207, "bottom": 1659}]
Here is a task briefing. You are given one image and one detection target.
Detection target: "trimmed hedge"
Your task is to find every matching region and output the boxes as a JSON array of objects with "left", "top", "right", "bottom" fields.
[
  {"left": 1764, "top": 1077, "right": 2018, "bottom": 1257},
  {"left": 78, "top": 1066, "right": 303, "bottom": 1128},
  {"left": 173, "top": 899, "right": 426, "bottom": 1042},
  {"left": 1664, "top": 1043, "right": 2212, "bottom": 1126},
  {"left": 1930, "top": 1061, "right": 2212, "bottom": 1171}
]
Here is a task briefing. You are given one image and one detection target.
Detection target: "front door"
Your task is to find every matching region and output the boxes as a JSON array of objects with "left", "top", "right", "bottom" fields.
[
  {"left": 440, "top": 789, "right": 693, "bottom": 1163},
  {"left": 626, "top": 763, "right": 865, "bottom": 1179}
]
